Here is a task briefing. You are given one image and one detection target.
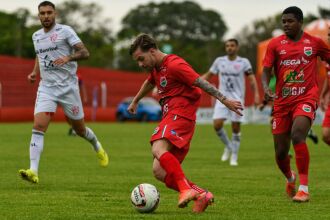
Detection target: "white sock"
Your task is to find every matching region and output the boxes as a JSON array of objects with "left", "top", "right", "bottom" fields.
[
  {"left": 29, "top": 129, "right": 44, "bottom": 174},
  {"left": 216, "top": 128, "right": 232, "bottom": 150},
  {"left": 298, "top": 185, "right": 309, "bottom": 193},
  {"left": 232, "top": 132, "right": 241, "bottom": 154},
  {"left": 83, "top": 127, "right": 100, "bottom": 152}
]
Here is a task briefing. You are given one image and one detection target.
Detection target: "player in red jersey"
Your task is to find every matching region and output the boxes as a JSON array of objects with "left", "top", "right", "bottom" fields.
[
  {"left": 262, "top": 6, "right": 330, "bottom": 202},
  {"left": 320, "top": 26, "right": 330, "bottom": 146},
  {"left": 128, "top": 34, "right": 243, "bottom": 213}
]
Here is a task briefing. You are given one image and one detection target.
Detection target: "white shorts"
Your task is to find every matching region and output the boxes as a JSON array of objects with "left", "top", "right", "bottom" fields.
[
  {"left": 34, "top": 84, "right": 84, "bottom": 120},
  {"left": 212, "top": 100, "right": 243, "bottom": 122}
]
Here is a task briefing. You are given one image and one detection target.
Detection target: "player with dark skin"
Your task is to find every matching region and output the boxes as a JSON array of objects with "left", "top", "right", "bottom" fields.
[{"left": 262, "top": 6, "right": 330, "bottom": 202}]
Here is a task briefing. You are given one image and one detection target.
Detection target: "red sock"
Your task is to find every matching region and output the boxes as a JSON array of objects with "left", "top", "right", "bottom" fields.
[
  {"left": 293, "top": 142, "right": 309, "bottom": 185},
  {"left": 164, "top": 174, "right": 205, "bottom": 193},
  {"left": 275, "top": 155, "right": 292, "bottom": 179},
  {"left": 159, "top": 152, "right": 190, "bottom": 192}
]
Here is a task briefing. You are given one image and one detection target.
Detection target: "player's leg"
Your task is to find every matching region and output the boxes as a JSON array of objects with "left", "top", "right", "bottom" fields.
[
  {"left": 230, "top": 121, "right": 241, "bottom": 166},
  {"left": 213, "top": 101, "right": 232, "bottom": 161},
  {"left": 273, "top": 132, "right": 296, "bottom": 197},
  {"left": 322, "top": 127, "right": 330, "bottom": 146},
  {"left": 65, "top": 115, "right": 76, "bottom": 136},
  {"left": 291, "top": 115, "right": 311, "bottom": 202},
  {"left": 70, "top": 118, "right": 108, "bottom": 167},
  {"left": 61, "top": 86, "right": 108, "bottom": 167},
  {"left": 307, "top": 129, "right": 318, "bottom": 144},
  {"left": 19, "top": 89, "right": 56, "bottom": 184}
]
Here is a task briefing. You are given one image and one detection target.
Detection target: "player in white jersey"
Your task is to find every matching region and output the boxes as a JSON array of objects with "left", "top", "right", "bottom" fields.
[
  {"left": 202, "top": 39, "right": 260, "bottom": 166},
  {"left": 19, "top": 1, "right": 108, "bottom": 184}
]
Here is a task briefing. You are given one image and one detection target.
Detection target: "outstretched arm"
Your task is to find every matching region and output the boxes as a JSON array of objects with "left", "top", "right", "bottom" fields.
[
  {"left": 193, "top": 77, "right": 243, "bottom": 116},
  {"left": 127, "top": 80, "right": 155, "bottom": 114}
]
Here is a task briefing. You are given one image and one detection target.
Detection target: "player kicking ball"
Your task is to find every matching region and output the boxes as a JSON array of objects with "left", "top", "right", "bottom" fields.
[
  {"left": 128, "top": 34, "right": 243, "bottom": 212},
  {"left": 19, "top": 1, "right": 108, "bottom": 184}
]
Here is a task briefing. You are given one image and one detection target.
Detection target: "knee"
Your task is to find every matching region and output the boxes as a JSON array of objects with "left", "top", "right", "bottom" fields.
[
  {"left": 275, "top": 148, "right": 288, "bottom": 160},
  {"left": 33, "top": 123, "right": 47, "bottom": 133},
  {"left": 213, "top": 122, "right": 223, "bottom": 131},
  {"left": 73, "top": 126, "right": 86, "bottom": 137},
  {"left": 291, "top": 132, "right": 304, "bottom": 145}
]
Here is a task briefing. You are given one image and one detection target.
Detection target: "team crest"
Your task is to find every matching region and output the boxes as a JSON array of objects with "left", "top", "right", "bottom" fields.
[
  {"left": 160, "top": 76, "right": 167, "bottom": 87},
  {"left": 302, "top": 104, "right": 311, "bottom": 113},
  {"left": 304, "top": 47, "right": 312, "bottom": 56},
  {"left": 50, "top": 33, "right": 58, "bottom": 42}
]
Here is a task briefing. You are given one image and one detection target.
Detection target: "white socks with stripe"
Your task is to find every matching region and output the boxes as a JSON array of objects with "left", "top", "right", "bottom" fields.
[{"left": 29, "top": 129, "right": 44, "bottom": 174}]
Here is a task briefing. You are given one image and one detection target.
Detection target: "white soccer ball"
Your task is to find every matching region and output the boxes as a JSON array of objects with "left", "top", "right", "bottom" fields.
[{"left": 131, "top": 183, "right": 160, "bottom": 213}]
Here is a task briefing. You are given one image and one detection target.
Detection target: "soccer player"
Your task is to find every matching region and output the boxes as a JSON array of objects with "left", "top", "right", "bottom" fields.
[
  {"left": 202, "top": 39, "right": 260, "bottom": 166},
  {"left": 320, "top": 27, "right": 330, "bottom": 146},
  {"left": 127, "top": 34, "right": 243, "bottom": 213},
  {"left": 19, "top": 1, "right": 109, "bottom": 184},
  {"left": 262, "top": 6, "right": 330, "bottom": 202}
]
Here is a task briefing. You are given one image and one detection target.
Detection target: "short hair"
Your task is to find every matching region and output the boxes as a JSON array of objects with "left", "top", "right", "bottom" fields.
[
  {"left": 282, "top": 6, "right": 303, "bottom": 22},
  {"left": 38, "top": 1, "right": 55, "bottom": 10},
  {"left": 225, "top": 38, "right": 239, "bottom": 46},
  {"left": 129, "top": 34, "right": 158, "bottom": 56}
]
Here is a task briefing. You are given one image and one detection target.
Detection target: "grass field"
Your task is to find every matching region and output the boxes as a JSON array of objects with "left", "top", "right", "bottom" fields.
[{"left": 0, "top": 122, "right": 330, "bottom": 220}]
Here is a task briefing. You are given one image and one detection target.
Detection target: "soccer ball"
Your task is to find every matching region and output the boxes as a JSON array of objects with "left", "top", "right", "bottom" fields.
[{"left": 130, "top": 183, "right": 160, "bottom": 213}]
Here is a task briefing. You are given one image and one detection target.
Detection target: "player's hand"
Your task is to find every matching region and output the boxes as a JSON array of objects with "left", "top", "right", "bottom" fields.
[
  {"left": 27, "top": 72, "right": 37, "bottom": 84},
  {"left": 127, "top": 101, "right": 138, "bottom": 114},
  {"left": 223, "top": 98, "right": 243, "bottom": 116},
  {"left": 53, "top": 56, "right": 70, "bottom": 66},
  {"left": 264, "top": 88, "right": 275, "bottom": 102},
  {"left": 258, "top": 100, "right": 268, "bottom": 111}
]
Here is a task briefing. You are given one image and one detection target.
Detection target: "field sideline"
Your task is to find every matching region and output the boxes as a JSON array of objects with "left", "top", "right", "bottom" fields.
[{"left": 0, "top": 123, "right": 329, "bottom": 220}]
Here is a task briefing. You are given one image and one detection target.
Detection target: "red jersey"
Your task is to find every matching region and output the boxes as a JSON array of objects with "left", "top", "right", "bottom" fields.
[
  {"left": 263, "top": 32, "right": 330, "bottom": 107},
  {"left": 147, "top": 54, "right": 202, "bottom": 120}
]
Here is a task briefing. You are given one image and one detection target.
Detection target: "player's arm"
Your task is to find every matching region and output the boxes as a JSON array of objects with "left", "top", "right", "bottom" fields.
[
  {"left": 261, "top": 66, "right": 274, "bottom": 102},
  {"left": 247, "top": 73, "right": 260, "bottom": 105},
  {"left": 127, "top": 80, "right": 155, "bottom": 114},
  {"left": 28, "top": 57, "right": 39, "bottom": 84},
  {"left": 53, "top": 42, "right": 90, "bottom": 66},
  {"left": 200, "top": 71, "right": 213, "bottom": 81},
  {"left": 193, "top": 77, "right": 243, "bottom": 116},
  {"left": 320, "top": 77, "right": 329, "bottom": 111}
]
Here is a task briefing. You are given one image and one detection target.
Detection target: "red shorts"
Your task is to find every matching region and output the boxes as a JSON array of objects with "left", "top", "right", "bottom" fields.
[
  {"left": 150, "top": 113, "right": 196, "bottom": 163},
  {"left": 272, "top": 101, "right": 317, "bottom": 134},
  {"left": 322, "top": 104, "right": 330, "bottom": 127}
]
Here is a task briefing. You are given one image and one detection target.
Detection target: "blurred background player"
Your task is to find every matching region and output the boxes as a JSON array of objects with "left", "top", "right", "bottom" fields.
[
  {"left": 262, "top": 6, "right": 330, "bottom": 202},
  {"left": 320, "top": 26, "right": 330, "bottom": 146},
  {"left": 19, "top": 1, "right": 109, "bottom": 184},
  {"left": 67, "top": 72, "right": 88, "bottom": 136},
  {"left": 202, "top": 38, "right": 260, "bottom": 166},
  {"left": 128, "top": 33, "right": 243, "bottom": 213}
]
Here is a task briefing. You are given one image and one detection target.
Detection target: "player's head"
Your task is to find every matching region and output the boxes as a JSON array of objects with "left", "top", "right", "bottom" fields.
[
  {"left": 38, "top": 1, "right": 57, "bottom": 29},
  {"left": 225, "top": 38, "right": 239, "bottom": 56},
  {"left": 282, "top": 6, "right": 303, "bottom": 38},
  {"left": 130, "top": 34, "right": 159, "bottom": 72}
]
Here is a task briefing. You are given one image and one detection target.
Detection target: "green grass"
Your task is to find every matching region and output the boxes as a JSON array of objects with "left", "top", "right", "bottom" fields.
[{"left": 0, "top": 123, "right": 330, "bottom": 220}]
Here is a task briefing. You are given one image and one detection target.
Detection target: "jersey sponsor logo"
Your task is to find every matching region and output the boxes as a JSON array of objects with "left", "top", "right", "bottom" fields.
[
  {"left": 280, "top": 59, "right": 300, "bottom": 66},
  {"left": 304, "top": 47, "right": 312, "bottom": 56},
  {"left": 35, "top": 46, "right": 58, "bottom": 55},
  {"left": 283, "top": 69, "right": 304, "bottom": 83},
  {"left": 302, "top": 104, "right": 311, "bottom": 112},
  {"left": 282, "top": 86, "right": 306, "bottom": 97},
  {"left": 160, "top": 76, "right": 167, "bottom": 87}
]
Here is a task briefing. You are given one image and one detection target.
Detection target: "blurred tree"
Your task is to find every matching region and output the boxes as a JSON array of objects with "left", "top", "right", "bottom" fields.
[
  {"left": 55, "top": 0, "right": 114, "bottom": 68},
  {"left": 116, "top": 1, "right": 227, "bottom": 72}
]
